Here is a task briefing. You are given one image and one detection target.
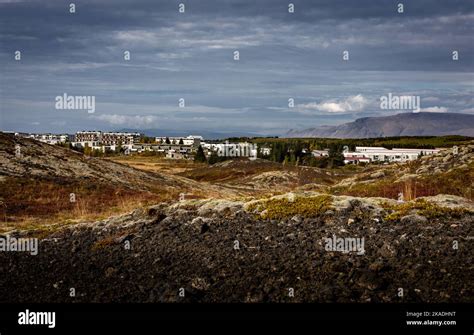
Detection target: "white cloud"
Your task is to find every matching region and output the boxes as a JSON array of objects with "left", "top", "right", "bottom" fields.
[
  {"left": 297, "top": 94, "right": 368, "bottom": 113},
  {"left": 90, "top": 114, "right": 157, "bottom": 128},
  {"left": 419, "top": 106, "right": 448, "bottom": 113}
]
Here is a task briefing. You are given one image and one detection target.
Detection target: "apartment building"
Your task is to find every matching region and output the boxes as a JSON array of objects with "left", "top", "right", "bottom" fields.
[{"left": 73, "top": 131, "right": 141, "bottom": 148}]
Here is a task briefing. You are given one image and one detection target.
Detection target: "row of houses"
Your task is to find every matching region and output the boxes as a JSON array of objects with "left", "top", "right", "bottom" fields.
[
  {"left": 15, "top": 132, "right": 69, "bottom": 145},
  {"left": 71, "top": 132, "right": 210, "bottom": 159},
  {"left": 122, "top": 143, "right": 196, "bottom": 159},
  {"left": 155, "top": 135, "right": 203, "bottom": 146},
  {"left": 13, "top": 131, "right": 440, "bottom": 164},
  {"left": 15, "top": 131, "right": 259, "bottom": 159}
]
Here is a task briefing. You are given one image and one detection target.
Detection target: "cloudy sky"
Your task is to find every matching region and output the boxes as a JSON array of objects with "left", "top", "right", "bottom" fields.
[{"left": 0, "top": 0, "right": 473, "bottom": 136}]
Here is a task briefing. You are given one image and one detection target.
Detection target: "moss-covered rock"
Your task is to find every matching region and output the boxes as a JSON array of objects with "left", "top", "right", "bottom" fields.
[
  {"left": 382, "top": 198, "right": 472, "bottom": 221},
  {"left": 245, "top": 194, "right": 332, "bottom": 220}
]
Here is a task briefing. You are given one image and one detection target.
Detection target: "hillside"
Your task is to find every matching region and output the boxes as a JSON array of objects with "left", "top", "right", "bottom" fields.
[
  {"left": 0, "top": 133, "right": 473, "bottom": 303},
  {"left": 287, "top": 113, "right": 474, "bottom": 138},
  {"left": 0, "top": 133, "right": 238, "bottom": 230},
  {"left": 0, "top": 132, "right": 190, "bottom": 192}
]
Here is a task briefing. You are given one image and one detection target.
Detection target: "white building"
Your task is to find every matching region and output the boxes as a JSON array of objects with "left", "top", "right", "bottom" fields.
[
  {"left": 72, "top": 131, "right": 141, "bottom": 151},
  {"left": 343, "top": 156, "right": 371, "bottom": 164},
  {"left": 74, "top": 131, "right": 140, "bottom": 146},
  {"left": 343, "top": 146, "right": 440, "bottom": 164},
  {"left": 21, "top": 133, "right": 69, "bottom": 145},
  {"left": 155, "top": 135, "right": 203, "bottom": 146},
  {"left": 312, "top": 150, "right": 329, "bottom": 157},
  {"left": 259, "top": 147, "right": 272, "bottom": 156},
  {"left": 166, "top": 149, "right": 187, "bottom": 159}
]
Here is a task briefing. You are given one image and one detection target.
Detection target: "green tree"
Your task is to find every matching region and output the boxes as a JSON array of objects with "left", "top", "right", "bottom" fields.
[
  {"left": 327, "top": 145, "right": 345, "bottom": 168},
  {"left": 208, "top": 151, "right": 223, "bottom": 165},
  {"left": 139, "top": 136, "right": 155, "bottom": 144},
  {"left": 194, "top": 145, "right": 207, "bottom": 163}
]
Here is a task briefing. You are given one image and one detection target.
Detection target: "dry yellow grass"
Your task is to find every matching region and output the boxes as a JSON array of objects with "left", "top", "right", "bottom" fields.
[
  {"left": 403, "top": 178, "right": 417, "bottom": 201},
  {"left": 0, "top": 176, "right": 177, "bottom": 233},
  {"left": 0, "top": 194, "right": 161, "bottom": 234},
  {"left": 108, "top": 156, "right": 206, "bottom": 175}
]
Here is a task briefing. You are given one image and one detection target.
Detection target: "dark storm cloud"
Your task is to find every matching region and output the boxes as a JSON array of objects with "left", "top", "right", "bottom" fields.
[{"left": 0, "top": 0, "right": 473, "bottom": 135}]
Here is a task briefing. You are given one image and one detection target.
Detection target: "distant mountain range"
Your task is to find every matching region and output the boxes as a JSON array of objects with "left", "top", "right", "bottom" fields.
[{"left": 286, "top": 113, "right": 474, "bottom": 138}]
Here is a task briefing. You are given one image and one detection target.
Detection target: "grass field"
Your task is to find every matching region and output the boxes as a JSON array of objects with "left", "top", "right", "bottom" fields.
[{"left": 108, "top": 156, "right": 206, "bottom": 174}]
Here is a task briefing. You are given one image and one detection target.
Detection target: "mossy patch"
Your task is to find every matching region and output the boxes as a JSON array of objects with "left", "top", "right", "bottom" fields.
[
  {"left": 246, "top": 194, "right": 332, "bottom": 220},
  {"left": 382, "top": 199, "right": 472, "bottom": 221}
]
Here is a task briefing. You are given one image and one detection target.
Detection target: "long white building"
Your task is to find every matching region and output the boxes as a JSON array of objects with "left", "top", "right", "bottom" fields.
[{"left": 344, "top": 146, "right": 440, "bottom": 164}]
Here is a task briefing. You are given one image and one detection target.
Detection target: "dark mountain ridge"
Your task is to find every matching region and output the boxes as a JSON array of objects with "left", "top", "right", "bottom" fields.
[{"left": 287, "top": 113, "right": 474, "bottom": 138}]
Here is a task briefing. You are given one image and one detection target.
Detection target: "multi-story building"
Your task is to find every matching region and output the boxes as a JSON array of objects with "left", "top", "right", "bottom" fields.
[
  {"left": 73, "top": 131, "right": 141, "bottom": 148},
  {"left": 75, "top": 131, "right": 100, "bottom": 141},
  {"left": 101, "top": 132, "right": 140, "bottom": 145}
]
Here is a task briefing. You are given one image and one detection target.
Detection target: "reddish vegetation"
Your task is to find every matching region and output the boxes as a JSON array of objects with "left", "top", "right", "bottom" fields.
[
  {"left": 0, "top": 176, "right": 168, "bottom": 225},
  {"left": 332, "top": 167, "right": 473, "bottom": 201}
]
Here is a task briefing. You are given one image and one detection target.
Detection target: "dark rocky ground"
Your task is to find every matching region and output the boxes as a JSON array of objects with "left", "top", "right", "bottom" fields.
[{"left": 0, "top": 197, "right": 472, "bottom": 303}]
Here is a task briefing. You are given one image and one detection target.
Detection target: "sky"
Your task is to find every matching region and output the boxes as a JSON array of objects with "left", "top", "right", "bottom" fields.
[{"left": 0, "top": 0, "right": 473, "bottom": 137}]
